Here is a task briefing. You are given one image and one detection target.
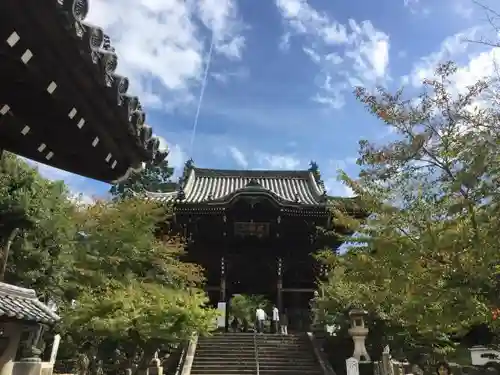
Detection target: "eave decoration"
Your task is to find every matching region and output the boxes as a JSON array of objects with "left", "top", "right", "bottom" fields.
[
  {"left": 56, "top": 0, "right": 168, "bottom": 180},
  {"left": 0, "top": 0, "right": 167, "bottom": 183}
]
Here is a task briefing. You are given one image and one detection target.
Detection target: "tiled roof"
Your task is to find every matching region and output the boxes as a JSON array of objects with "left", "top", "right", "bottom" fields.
[
  {"left": 0, "top": 0, "right": 167, "bottom": 183},
  {"left": 0, "top": 282, "right": 60, "bottom": 325},
  {"left": 146, "top": 168, "right": 326, "bottom": 206},
  {"left": 52, "top": 0, "right": 168, "bottom": 177}
]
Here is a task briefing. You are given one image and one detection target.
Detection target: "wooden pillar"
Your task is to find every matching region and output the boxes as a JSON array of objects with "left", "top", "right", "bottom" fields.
[
  {"left": 220, "top": 256, "right": 226, "bottom": 302},
  {"left": 277, "top": 257, "right": 283, "bottom": 312}
]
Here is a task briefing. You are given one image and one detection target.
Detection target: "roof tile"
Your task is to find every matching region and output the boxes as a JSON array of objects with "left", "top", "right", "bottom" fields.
[
  {"left": 147, "top": 168, "right": 326, "bottom": 206},
  {"left": 0, "top": 283, "right": 60, "bottom": 325}
]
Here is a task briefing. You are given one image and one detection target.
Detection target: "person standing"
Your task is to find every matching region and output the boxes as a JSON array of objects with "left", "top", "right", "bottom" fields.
[
  {"left": 256, "top": 306, "right": 266, "bottom": 333},
  {"left": 271, "top": 305, "right": 280, "bottom": 334},
  {"left": 280, "top": 309, "right": 288, "bottom": 335}
]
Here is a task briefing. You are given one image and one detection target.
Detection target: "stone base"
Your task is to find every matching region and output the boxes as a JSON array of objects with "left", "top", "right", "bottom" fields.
[
  {"left": 11, "top": 361, "right": 54, "bottom": 375},
  {"left": 147, "top": 366, "right": 163, "bottom": 375}
]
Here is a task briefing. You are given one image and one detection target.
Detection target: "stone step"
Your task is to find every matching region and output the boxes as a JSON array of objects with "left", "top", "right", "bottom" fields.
[
  {"left": 192, "top": 364, "right": 319, "bottom": 370},
  {"left": 191, "top": 364, "right": 256, "bottom": 370},
  {"left": 192, "top": 374, "right": 322, "bottom": 375},
  {"left": 196, "top": 351, "right": 312, "bottom": 359},
  {"left": 191, "top": 368, "right": 256, "bottom": 375},
  {"left": 194, "top": 357, "right": 316, "bottom": 364},
  {"left": 196, "top": 350, "right": 256, "bottom": 354},
  {"left": 190, "top": 333, "right": 323, "bottom": 375}
]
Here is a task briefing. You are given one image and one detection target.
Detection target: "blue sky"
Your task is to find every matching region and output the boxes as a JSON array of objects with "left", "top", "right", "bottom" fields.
[{"left": 32, "top": 0, "right": 500, "bottom": 202}]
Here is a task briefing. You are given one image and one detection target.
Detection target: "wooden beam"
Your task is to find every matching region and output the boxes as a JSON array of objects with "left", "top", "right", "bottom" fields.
[{"left": 282, "top": 288, "right": 315, "bottom": 293}]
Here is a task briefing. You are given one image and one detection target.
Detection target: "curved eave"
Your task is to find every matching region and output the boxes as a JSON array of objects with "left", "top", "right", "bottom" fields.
[
  {"left": 173, "top": 202, "right": 328, "bottom": 217},
  {"left": 0, "top": 0, "right": 166, "bottom": 183},
  {"left": 144, "top": 190, "right": 178, "bottom": 201},
  {"left": 327, "top": 196, "right": 369, "bottom": 219},
  {"left": 203, "top": 186, "right": 325, "bottom": 207}
]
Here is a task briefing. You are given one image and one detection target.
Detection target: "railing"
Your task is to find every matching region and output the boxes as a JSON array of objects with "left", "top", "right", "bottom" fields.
[
  {"left": 253, "top": 333, "right": 260, "bottom": 375},
  {"left": 306, "top": 332, "right": 337, "bottom": 375},
  {"left": 173, "top": 343, "right": 187, "bottom": 375}
]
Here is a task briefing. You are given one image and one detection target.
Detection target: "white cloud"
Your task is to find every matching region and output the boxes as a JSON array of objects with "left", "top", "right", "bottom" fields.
[
  {"left": 324, "top": 178, "right": 354, "bottom": 197},
  {"left": 228, "top": 146, "right": 249, "bottom": 168},
  {"left": 210, "top": 67, "right": 249, "bottom": 84},
  {"left": 454, "top": 3, "right": 474, "bottom": 19},
  {"left": 70, "top": 193, "right": 95, "bottom": 206},
  {"left": 254, "top": 152, "right": 301, "bottom": 170},
  {"left": 275, "top": 0, "right": 390, "bottom": 109},
  {"left": 86, "top": 0, "right": 246, "bottom": 110},
  {"left": 409, "top": 28, "right": 481, "bottom": 87},
  {"left": 322, "top": 157, "right": 357, "bottom": 197},
  {"left": 403, "top": 0, "right": 430, "bottom": 15},
  {"left": 408, "top": 26, "right": 500, "bottom": 104},
  {"left": 157, "top": 136, "right": 187, "bottom": 175}
]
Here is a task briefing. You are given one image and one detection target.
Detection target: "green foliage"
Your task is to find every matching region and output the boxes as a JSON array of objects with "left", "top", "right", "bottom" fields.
[
  {"left": 316, "top": 61, "right": 500, "bottom": 354},
  {"left": 180, "top": 158, "right": 194, "bottom": 183},
  {"left": 62, "top": 198, "right": 216, "bottom": 359},
  {"left": 0, "top": 153, "right": 77, "bottom": 299},
  {"left": 0, "top": 155, "right": 215, "bottom": 368},
  {"left": 309, "top": 161, "right": 325, "bottom": 190},
  {"left": 109, "top": 159, "right": 176, "bottom": 199},
  {"left": 230, "top": 294, "right": 271, "bottom": 322}
]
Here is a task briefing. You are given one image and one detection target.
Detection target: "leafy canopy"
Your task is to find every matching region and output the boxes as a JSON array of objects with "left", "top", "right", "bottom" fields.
[
  {"left": 110, "top": 160, "right": 176, "bottom": 199},
  {"left": 0, "top": 153, "right": 77, "bottom": 298},
  {"left": 316, "top": 62, "right": 500, "bottom": 349},
  {"left": 62, "top": 198, "right": 216, "bottom": 348}
]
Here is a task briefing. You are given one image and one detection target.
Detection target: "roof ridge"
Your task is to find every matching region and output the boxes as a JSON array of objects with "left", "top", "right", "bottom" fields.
[
  {"left": 0, "top": 282, "right": 37, "bottom": 299},
  {"left": 193, "top": 167, "right": 312, "bottom": 177}
]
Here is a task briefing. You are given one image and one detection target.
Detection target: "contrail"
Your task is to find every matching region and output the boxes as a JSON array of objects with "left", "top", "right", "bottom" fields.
[{"left": 189, "top": 32, "right": 215, "bottom": 157}]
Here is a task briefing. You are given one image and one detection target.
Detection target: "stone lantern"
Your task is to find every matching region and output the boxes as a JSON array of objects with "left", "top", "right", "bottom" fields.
[{"left": 348, "top": 309, "right": 370, "bottom": 361}]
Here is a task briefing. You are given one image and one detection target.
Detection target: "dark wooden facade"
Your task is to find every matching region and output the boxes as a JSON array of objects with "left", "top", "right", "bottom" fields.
[
  {"left": 148, "top": 168, "right": 349, "bottom": 330},
  {"left": 0, "top": 0, "right": 166, "bottom": 183}
]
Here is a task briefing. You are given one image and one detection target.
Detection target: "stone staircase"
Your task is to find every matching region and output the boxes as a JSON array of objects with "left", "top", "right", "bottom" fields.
[
  {"left": 188, "top": 332, "right": 324, "bottom": 375},
  {"left": 190, "top": 333, "right": 257, "bottom": 374},
  {"left": 256, "top": 334, "right": 323, "bottom": 375}
]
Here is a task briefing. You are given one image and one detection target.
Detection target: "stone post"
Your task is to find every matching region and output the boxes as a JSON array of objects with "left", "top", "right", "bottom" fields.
[
  {"left": 49, "top": 334, "right": 61, "bottom": 364},
  {"left": 277, "top": 257, "right": 283, "bottom": 312},
  {"left": 346, "top": 357, "right": 360, "bottom": 375},
  {"left": 148, "top": 351, "right": 163, "bottom": 375},
  {"left": 220, "top": 257, "right": 226, "bottom": 302},
  {"left": 348, "top": 309, "right": 370, "bottom": 361}
]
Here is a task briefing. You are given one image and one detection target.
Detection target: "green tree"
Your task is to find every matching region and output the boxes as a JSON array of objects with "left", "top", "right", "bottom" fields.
[
  {"left": 316, "top": 62, "right": 500, "bottom": 355},
  {"left": 309, "top": 161, "right": 325, "bottom": 191},
  {"left": 0, "top": 153, "right": 77, "bottom": 300},
  {"left": 230, "top": 294, "right": 271, "bottom": 323},
  {"left": 62, "top": 198, "right": 216, "bottom": 371},
  {"left": 110, "top": 158, "right": 176, "bottom": 199}
]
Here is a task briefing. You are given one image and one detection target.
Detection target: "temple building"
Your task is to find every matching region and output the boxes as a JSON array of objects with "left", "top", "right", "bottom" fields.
[{"left": 147, "top": 167, "right": 361, "bottom": 331}]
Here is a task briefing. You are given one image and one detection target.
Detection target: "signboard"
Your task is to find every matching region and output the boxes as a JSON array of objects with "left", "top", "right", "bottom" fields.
[
  {"left": 234, "top": 222, "right": 270, "bottom": 237},
  {"left": 217, "top": 302, "right": 226, "bottom": 328},
  {"left": 346, "top": 357, "right": 360, "bottom": 375}
]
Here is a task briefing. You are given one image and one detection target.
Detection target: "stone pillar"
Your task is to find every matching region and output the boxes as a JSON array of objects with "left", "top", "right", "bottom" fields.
[
  {"left": 277, "top": 257, "right": 283, "bottom": 312},
  {"left": 148, "top": 351, "right": 163, "bottom": 375},
  {"left": 220, "top": 257, "right": 226, "bottom": 302},
  {"left": 49, "top": 334, "right": 61, "bottom": 364},
  {"left": 21, "top": 324, "right": 44, "bottom": 362},
  {"left": 0, "top": 322, "right": 23, "bottom": 375}
]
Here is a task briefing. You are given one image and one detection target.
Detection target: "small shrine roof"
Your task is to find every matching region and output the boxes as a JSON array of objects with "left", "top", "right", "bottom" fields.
[
  {"left": 146, "top": 168, "right": 327, "bottom": 206},
  {"left": 0, "top": 282, "right": 60, "bottom": 325}
]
